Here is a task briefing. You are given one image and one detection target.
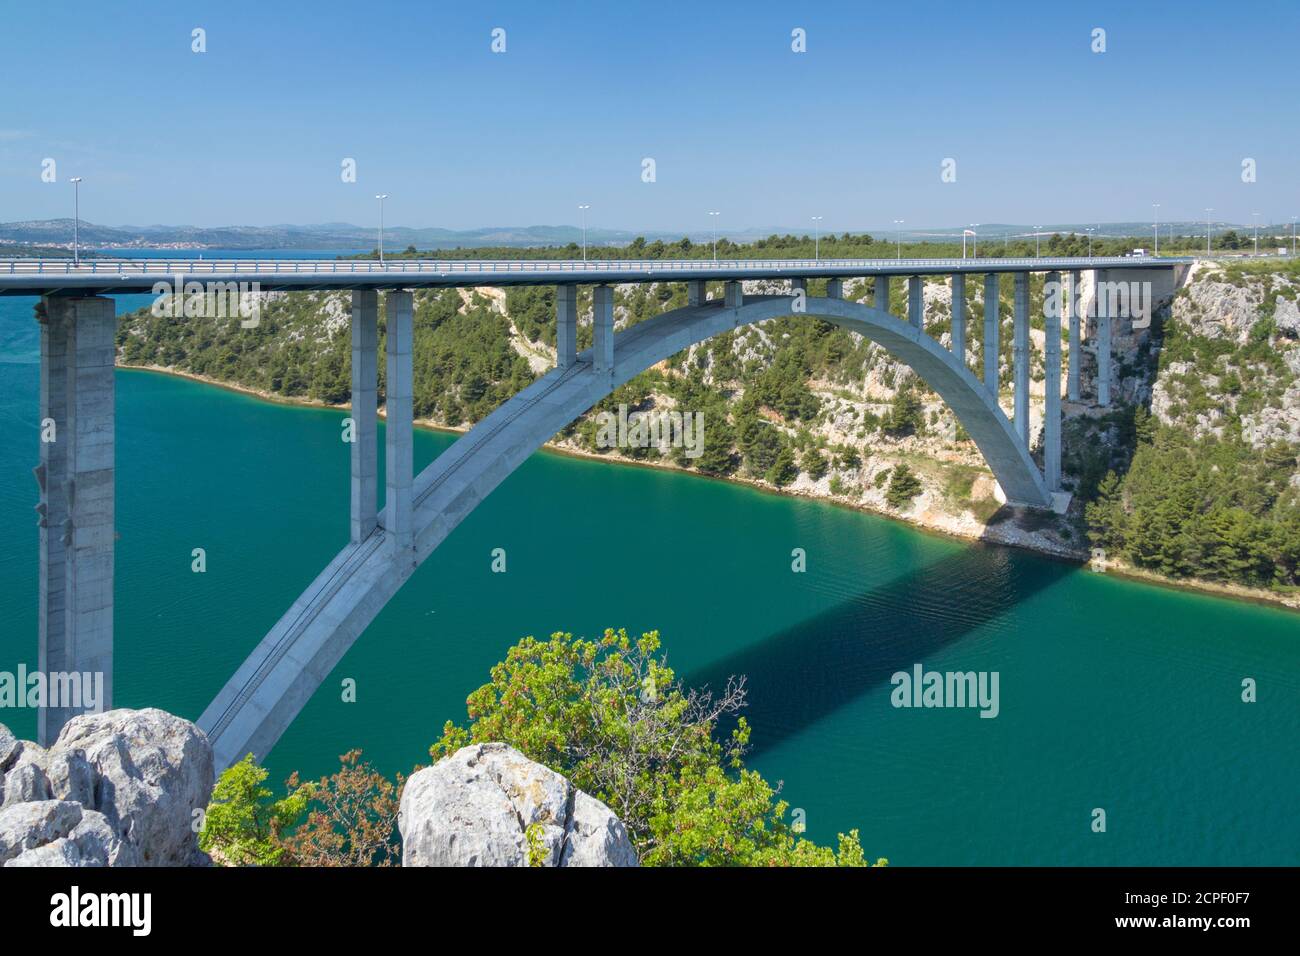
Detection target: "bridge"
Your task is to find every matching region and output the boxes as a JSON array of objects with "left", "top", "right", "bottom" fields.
[{"left": 2, "top": 254, "right": 1192, "bottom": 762}]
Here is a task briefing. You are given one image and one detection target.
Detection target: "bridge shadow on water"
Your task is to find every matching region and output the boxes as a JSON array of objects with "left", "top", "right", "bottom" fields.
[{"left": 687, "top": 542, "right": 1076, "bottom": 758}]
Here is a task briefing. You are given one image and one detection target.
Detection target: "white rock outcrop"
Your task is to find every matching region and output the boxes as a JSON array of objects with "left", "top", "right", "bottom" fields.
[
  {"left": 0, "top": 708, "right": 214, "bottom": 867},
  {"left": 399, "top": 743, "right": 637, "bottom": 867}
]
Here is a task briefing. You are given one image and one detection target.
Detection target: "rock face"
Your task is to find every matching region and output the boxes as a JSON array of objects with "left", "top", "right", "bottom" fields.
[
  {"left": 399, "top": 743, "right": 637, "bottom": 867},
  {"left": 0, "top": 709, "right": 214, "bottom": 867}
]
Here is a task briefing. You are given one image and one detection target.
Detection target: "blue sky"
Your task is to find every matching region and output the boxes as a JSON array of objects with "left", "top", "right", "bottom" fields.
[{"left": 0, "top": 0, "right": 1295, "bottom": 233}]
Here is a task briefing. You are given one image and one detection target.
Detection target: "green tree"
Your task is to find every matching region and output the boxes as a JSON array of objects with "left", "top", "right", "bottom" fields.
[
  {"left": 885, "top": 464, "right": 923, "bottom": 509},
  {"left": 199, "top": 754, "right": 314, "bottom": 866},
  {"left": 432, "top": 629, "right": 881, "bottom": 867}
]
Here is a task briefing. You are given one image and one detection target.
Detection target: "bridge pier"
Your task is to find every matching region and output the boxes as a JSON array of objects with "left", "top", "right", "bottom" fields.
[
  {"left": 555, "top": 285, "right": 577, "bottom": 368},
  {"left": 384, "top": 291, "right": 414, "bottom": 552},
  {"left": 1094, "top": 269, "right": 1111, "bottom": 407},
  {"left": 825, "top": 278, "right": 843, "bottom": 299},
  {"left": 874, "top": 275, "right": 889, "bottom": 314},
  {"left": 687, "top": 280, "right": 706, "bottom": 307},
  {"left": 1012, "top": 272, "right": 1030, "bottom": 445},
  {"left": 1065, "top": 270, "right": 1080, "bottom": 401},
  {"left": 951, "top": 274, "right": 966, "bottom": 368},
  {"left": 37, "top": 295, "right": 115, "bottom": 745},
  {"left": 983, "top": 274, "right": 999, "bottom": 397},
  {"left": 350, "top": 291, "right": 378, "bottom": 544},
  {"left": 907, "top": 276, "right": 923, "bottom": 330},
  {"left": 1044, "top": 271, "right": 1062, "bottom": 492},
  {"left": 593, "top": 285, "right": 615, "bottom": 379},
  {"left": 724, "top": 280, "right": 743, "bottom": 309}
]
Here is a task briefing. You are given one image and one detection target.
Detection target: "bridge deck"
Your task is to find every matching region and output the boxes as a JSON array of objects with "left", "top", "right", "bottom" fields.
[{"left": 0, "top": 255, "right": 1192, "bottom": 296}]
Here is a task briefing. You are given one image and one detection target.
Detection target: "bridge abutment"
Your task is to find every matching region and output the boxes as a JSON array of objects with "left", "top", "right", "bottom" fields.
[
  {"left": 385, "top": 291, "right": 414, "bottom": 551},
  {"left": 37, "top": 295, "right": 115, "bottom": 745},
  {"left": 350, "top": 291, "right": 378, "bottom": 543}
]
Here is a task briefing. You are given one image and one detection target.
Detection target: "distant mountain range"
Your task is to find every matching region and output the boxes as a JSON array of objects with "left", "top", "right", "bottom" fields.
[{"left": 0, "top": 218, "right": 1267, "bottom": 252}]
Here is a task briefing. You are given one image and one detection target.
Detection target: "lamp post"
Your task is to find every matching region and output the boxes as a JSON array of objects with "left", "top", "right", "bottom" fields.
[
  {"left": 811, "top": 215, "right": 823, "bottom": 261},
  {"left": 578, "top": 204, "right": 590, "bottom": 262},
  {"left": 709, "top": 211, "right": 720, "bottom": 262},
  {"left": 1292, "top": 216, "right": 1297, "bottom": 255},
  {"left": 969, "top": 224, "right": 979, "bottom": 259},
  {"left": 893, "top": 219, "right": 904, "bottom": 259},
  {"left": 1205, "top": 208, "right": 1213, "bottom": 255},
  {"left": 1152, "top": 203, "right": 1160, "bottom": 256},
  {"left": 70, "top": 177, "right": 83, "bottom": 266},
  {"left": 375, "top": 194, "right": 388, "bottom": 265},
  {"left": 1085, "top": 226, "right": 1095, "bottom": 258},
  {"left": 1034, "top": 225, "right": 1042, "bottom": 258},
  {"left": 1252, "top": 212, "right": 1261, "bottom": 255}
]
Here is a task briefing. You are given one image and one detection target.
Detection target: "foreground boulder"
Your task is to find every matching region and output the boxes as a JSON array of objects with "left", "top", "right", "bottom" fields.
[
  {"left": 399, "top": 743, "right": 637, "bottom": 867},
  {"left": 0, "top": 709, "right": 214, "bottom": 867}
]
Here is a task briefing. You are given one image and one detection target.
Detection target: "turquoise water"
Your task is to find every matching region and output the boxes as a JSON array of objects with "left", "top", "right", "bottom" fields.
[{"left": 0, "top": 294, "right": 1297, "bottom": 865}]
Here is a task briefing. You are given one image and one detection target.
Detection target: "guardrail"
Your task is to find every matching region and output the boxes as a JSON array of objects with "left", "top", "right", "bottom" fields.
[{"left": 0, "top": 255, "right": 1197, "bottom": 276}]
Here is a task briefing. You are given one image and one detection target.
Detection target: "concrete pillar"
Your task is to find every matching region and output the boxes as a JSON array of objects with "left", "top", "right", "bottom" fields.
[
  {"left": 983, "top": 274, "right": 999, "bottom": 397},
  {"left": 1044, "top": 271, "right": 1062, "bottom": 492},
  {"left": 38, "top": 296, "right": 115, "bottom": 744},
  {"left": 593, "top": 285, "right": 614, "bottom": 380},
  {"left": 951, "top": 273, "right": 966, "bottom": 366},
  {"left": 1066, "top": 270, "right": 1081, "bottom": 401},
  {"left": 873, "top": 275, "right": 890, "bottom": 314},
  {"left": 1095, "top": 269, "right": 1111, "bottom": 407},
  {"left": 1013, "top": 272, "right": 1030, "bottom": 446},
  {"left": 825, "top": 278, "right": 843, "bottom": 299},
  {"left": 384, "top": 291, "right": 413, "bottom": 551},
  {"left": 350, "top": 291, "right": 378, "bottom": 544},
  {"left": 724, "top": 280, "right": 743, "bottom": 309},
  {"left": 555, "top": 285, "right": 577, "bottom": 368},
  {"left": 907, "top": 276, "right": 923, "bottom": 330},
  {"left": 686, "top": 280, "right": 706, "bottom": 307},
  {"left": 790, "top": 278, "right": 807, "bottom": 294}
]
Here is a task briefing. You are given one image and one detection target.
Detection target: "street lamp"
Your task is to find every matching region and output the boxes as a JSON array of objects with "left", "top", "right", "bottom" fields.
[
  {"left": 969, "top": 224, "right": 980, "bottom": 259},
  {"left": 1152, "top": 203, "right": 1160, "bottom": 256},
  {"left": 1034, "top": 225, "right": 1042, "bottom": 258},
  {"left": 893, "top": 219, "right": 904, "bottom": 259},
  {"left": 70, "top": 177, "right": 83, "bottom": 265},
  {"left": 1252, "top": 212, "right": 1261, "bottom": 255},
  {"left": 1204, "top": 208, "right": 1214, "bottom": 255},
  {"left": 811, "top": 215, "right": 823, "bottom": 261},
  {"left": 709, "top": 211, "right": 720, "bottom": 262},
  {"left": 374, "top": 194, "right": 388, "bottom": 265},
  {"left": 1085, "top": 226, "right": 1095, "bottom": 258},
  {"left": 578, "top": 204, "right": 590, "bottom": 262},
  {"left": 1292, "top": 216, "right": 1297, "bottom": 255}
]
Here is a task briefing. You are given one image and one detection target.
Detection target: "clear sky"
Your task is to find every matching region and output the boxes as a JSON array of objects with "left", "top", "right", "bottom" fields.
[{"left": 0, "top": 0, "right": 1295, "bottom": 233}]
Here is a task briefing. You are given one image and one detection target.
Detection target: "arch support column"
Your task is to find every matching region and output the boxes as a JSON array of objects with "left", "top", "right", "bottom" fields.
[
  {"left": 555, "top": 285, "right": 577, "bottom": 368},
  {"left": 385, "top": 291, "right": 414, "bottom": 551},
  {"left": 350, "top": 291, "right": 378, "bottom": 543},
  {"left": 1013, "top": 272, "right": 1030, "bottom": 445},
  {"left": 907, "top": 276, "right": 923, "bottom": 330},
  {"left": 951, "top": 273, "right": 966, "bottom": 367},
  {"left": 1044, "top": 272, "right": 1062, "bottom": 492},
  {"left": 1095, "top": 269, "right": 1111, "bottom": 407},
  {"left": 593, "top": 285, "right": 614, "bottom": 380},
  {"left": 983, "top": 274, "right": 999, "bottom": 397},
  {"left": 1066, "top": 270, "right": 1081, "bottom": 401}
]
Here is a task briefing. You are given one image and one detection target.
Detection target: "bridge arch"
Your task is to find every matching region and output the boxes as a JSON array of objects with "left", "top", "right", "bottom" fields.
[{"left": 199, "top": 292, "right": 1047, "bottom": 769}]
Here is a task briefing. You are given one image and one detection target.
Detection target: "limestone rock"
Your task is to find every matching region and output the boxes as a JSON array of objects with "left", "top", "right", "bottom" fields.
[
  {"left": 2, "top": 759, "right": 51, "bottom": 807},
  {"left": 0, "top": 800, "right": 82, "bottom": 864},
  {"left": 0, "top": 725, "right": 20, "bottom": 773},
  {"left": 400, "top": 743, "right": 637, "bottom": 867},
  {"left": 54, "top": 708, "right": 214, "bottom": 866},
  {"left": 47, "top": 749, "right": 95, "bottom": 805}
]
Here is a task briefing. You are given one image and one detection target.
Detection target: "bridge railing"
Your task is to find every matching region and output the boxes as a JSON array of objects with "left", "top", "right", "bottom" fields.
[{"left": 0, "top": 255, "right": 1187, "bottom": 276}]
